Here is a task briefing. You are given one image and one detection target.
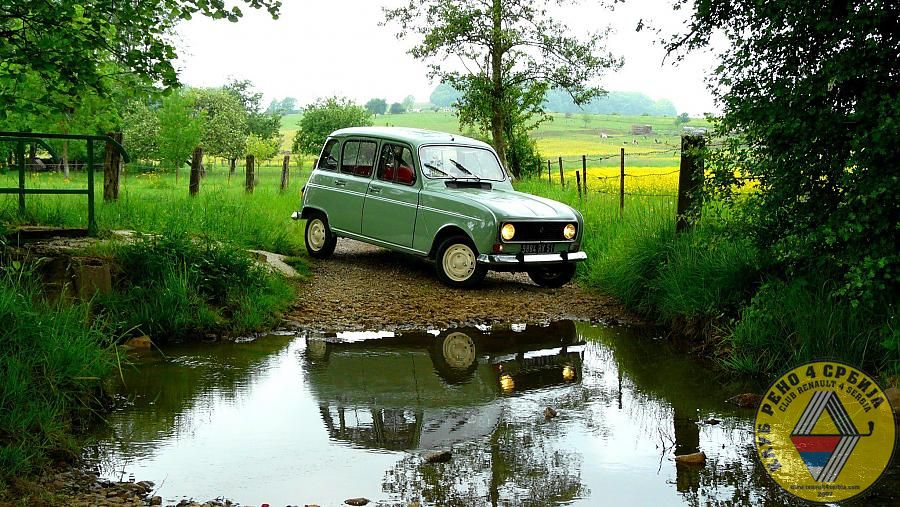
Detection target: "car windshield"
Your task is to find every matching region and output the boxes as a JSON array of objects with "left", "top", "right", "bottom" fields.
[{"left": 420, "top": 145, "right": 506, "bottom": 181}]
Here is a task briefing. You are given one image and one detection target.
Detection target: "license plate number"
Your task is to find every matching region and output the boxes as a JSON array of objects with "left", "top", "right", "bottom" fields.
[{"left": 520, "top": 243, "right": 555, "bottom": 254}]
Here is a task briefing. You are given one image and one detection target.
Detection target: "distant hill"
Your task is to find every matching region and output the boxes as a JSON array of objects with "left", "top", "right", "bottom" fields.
[{"left": 428, "top": 84, "right": 678, "bottom": 117}]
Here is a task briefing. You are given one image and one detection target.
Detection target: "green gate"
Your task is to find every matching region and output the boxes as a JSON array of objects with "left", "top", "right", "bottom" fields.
[{"left": 0, "top": 132, "right": 129, "bottom": 233}]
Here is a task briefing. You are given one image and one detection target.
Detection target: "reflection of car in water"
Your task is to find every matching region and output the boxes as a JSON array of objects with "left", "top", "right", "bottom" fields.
[{"left": 303, "top": 321, "right": 584, "bottom": 451}]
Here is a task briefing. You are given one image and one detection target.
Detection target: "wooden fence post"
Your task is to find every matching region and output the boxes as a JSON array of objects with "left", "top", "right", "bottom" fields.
[
  {"left": 189, "top": 147, "right": 203, "bottom": 196},
  {"left": 229, "top": 158, "right": 236, "bottom": 182},
  {"left": 280, "top": 154, "right": 290, "bottom": 191},
  {"left": 676, "top": 135, "right": 706, "bottom": 232},
  {"left": 547, "top": 159, "right": 551, "bottom": 182},
  {"left": 558, "top": 156, "right": 564, "bottom": 187},
  {"left": 245, "top": 155, "right": 255, "bottom": 193},
  {"left": 103, "top": 132, "right": 123, "bottom": 202},
  {"left": 576, "top": 170, "right": 582, "bottom": 198},
  {"left": 619, "top": 147, "right": 625, "bottom": 217},
  {"left": 581, "top": 155, "right": 587, "bottom": 194}
]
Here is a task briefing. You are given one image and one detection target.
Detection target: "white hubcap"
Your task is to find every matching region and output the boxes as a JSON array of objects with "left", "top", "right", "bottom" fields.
[
  {"left": 442, "top": 332, "right": 476, "bottom": 369},
  {"left": 308, "top": 219, "right": 326, "bottom": 251},
  {"left": 442, "top": 244, "right": 476, "bottom": 282}
]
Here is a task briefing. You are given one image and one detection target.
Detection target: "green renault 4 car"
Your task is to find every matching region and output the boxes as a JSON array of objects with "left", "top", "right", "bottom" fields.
[{"left": 296, "top": 127, "right": 586, "bottom": 288}]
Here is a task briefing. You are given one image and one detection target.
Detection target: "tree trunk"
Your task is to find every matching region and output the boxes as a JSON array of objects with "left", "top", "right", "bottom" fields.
[
  {"left": 280, "top": 154, "right": 290, "bottom": 192},
  {"left": 245, "top": 155, "right": 255, "bottom": 193},
  {"left": 490, "top": 0, "right": 508, "bottom": 172},
  {"left": 103, "top": 132, "right": 123, "bottom": 201},
  {"left": 189, "top": 147, "right": 203, "bottom": 196}
]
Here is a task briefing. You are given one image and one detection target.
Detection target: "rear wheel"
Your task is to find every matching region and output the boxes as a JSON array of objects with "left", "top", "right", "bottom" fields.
[
  {"left": 528, "top": 264, "right": 576, "bottom": 288},
  {"left": 305, "top": 212, "right": 337, "bottom": 259},
  {"left": 435, "top": 236, "right": 487, "bottom": 288}
]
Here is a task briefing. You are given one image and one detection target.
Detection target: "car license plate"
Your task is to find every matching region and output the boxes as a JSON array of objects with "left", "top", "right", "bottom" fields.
[{"left": 520, "top": 243, "right": 555, "bottom": 254}]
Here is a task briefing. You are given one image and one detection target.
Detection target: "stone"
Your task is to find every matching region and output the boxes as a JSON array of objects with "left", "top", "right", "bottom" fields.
[
  {"left": 424, "top": 450, "right": 452, "bottom": 463},
  {"left": 150, "top": 496, "right": 162, "bottom": 506},
  {"left": 544, "top": 407, "right": 558, "bottom": 419},
  {"left": 675, "top": 451, "right": 707, "bottom": 466},
  {"left": 344, "top": 498, "right": 370, "bottom": 506},
  {"left": 726, "top": 393, "right": 762, "bottom": 408},
  {"left": 72, "top": 257, "right": 112, "bottom": 299},
  {"left": 125, "top": 336, "right": 152, "bottom": 349}
]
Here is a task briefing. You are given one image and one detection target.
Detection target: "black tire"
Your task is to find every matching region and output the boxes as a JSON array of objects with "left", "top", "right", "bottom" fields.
[
  {"left": 528, "top": 263, "right": 577, "bottom": 288},
  {"left": 435, "top": 235, "right": 487, "bottom": 288},
  {"left": 304, "top": 212, "right": 337, "bottom": 259}
]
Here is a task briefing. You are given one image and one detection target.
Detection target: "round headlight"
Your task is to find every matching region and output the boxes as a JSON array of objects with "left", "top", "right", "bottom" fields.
[
  {"left": 563, "top": 223, "right": 577, "bottom": 240},
  {"left": 501, "top": 223, "right": 516, "bottom": 241}
]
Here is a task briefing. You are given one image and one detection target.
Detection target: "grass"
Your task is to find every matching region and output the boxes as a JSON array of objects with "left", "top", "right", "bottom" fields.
[
  {"left": 0, "top": 162, "right": 308, "bottom": 255},
  {"left": 0, "top": 263, "right": 115, "bottom": 483}
]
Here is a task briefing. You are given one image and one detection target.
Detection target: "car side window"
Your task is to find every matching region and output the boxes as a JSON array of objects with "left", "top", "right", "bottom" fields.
[
  {"left": 341, "top": 140, "right": 377, "bottom": 178},
  {"left": 317, "top": 139, "right": 340, "bottom": 171},
  {"left": 377, "top": 143, "right": 416, "bottom": 186}
]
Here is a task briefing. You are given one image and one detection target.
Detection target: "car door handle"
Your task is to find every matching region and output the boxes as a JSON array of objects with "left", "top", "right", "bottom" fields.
[
  {"left": 333, "top": 179, "right": 346, "bottom": 187},
  {"left": 369, "top": 187, "right": 381, "bottom": 194}
]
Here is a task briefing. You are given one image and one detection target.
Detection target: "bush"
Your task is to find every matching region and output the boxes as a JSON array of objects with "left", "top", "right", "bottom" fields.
[{"left": 97, "top": 234, "right": 295, "bottom": 341}]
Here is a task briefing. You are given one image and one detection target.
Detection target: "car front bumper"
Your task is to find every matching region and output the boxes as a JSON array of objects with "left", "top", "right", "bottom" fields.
[{"left": 476, "top": 251, "right": 587, "bottom": 268}]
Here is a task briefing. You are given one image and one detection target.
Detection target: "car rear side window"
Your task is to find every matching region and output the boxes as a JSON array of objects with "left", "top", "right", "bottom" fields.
[
  {"left": 341, "top": 140, "right": 377, "bottom": 178},
  {"left": 317, "top": 139, "right": 340, "bottom": 171},
  {"left": 377, "top": 143, "right": 416, "bottom": 186}
]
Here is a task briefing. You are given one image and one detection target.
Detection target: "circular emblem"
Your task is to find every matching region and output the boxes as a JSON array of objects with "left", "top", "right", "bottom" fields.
[{"left": 755, "top": 361, "right": 895, "bottom": 503}]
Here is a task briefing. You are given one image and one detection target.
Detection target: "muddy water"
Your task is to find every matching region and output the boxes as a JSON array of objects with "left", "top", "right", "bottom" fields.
[{"left": 87, "top": 322, "right": 898, "bottom": 506}]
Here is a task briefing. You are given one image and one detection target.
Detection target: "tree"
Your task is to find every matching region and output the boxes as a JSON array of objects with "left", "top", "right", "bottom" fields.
[
  {"left": 121, "top": 101, "right": 161, "bottom": 162},
  {"left": 673, "top": 112, "right": 690, "bottom": 126},
  {"left": 292, "top": 97, "right": 372, "bottom": 155},
  {"left": 0, "top": 1, "right": 279, "bottom": 120},
  {"left": 245, "top": 134, "right": 281, "bottom": 163},
  {"left": 389, "top": 102, "right": 406, "bottom": 115},
  {"left": 384, "top": 0, "right": 620, "bottom": 175},
  {"left": 671, "top": 0, "right": 900, "bottom": 304},
  {"left": 580, "top": 112, "right": 592, "bottom": 129},
  {"left": 365, "top": 98, "right": 388, "bottom": 116},
  {"left": 402, "top": 95, "right": 416, "bottom": 111},
  {"left": 157, "top": 91, "right": 204, "bottom": 181},
  {"left": 223, "top": 79, "right": 282, "bottom": 142},
  {"left": 191, "top": 88, "right": 248, "bottom": 162},
  {"left": 429, "top": 82, "right": 462, "bottom": 108},
  {"left": 266, "top": 97, "right": 298, "bottom": 115}
]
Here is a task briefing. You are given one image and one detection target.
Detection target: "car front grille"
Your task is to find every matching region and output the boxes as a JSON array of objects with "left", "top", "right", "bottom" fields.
[{"left": 505, "top": 221, "right": 574, "bottom": 242}]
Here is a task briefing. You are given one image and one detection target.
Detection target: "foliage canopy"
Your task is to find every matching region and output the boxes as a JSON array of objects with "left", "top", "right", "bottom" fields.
[{"left": 291, "top": 97, "right": 372, "bottom": 155}]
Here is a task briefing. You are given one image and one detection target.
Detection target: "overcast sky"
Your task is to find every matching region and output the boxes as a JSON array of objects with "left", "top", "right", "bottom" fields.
[{"left": 175, "top": 0, "right": 720, "bottom": 115}]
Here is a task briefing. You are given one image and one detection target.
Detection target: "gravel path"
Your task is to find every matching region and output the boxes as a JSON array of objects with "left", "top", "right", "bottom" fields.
[{"left": 286, "top": 239, "right": 637, "bottom": 332}]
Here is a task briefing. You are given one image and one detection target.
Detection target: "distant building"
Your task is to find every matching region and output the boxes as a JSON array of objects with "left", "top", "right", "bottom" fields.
[
  {"left": 631, "top": 124, "right": 653, "bottom": 135},
  {"left": 682, "top": 126, "right": 708, "bottom": 136}
]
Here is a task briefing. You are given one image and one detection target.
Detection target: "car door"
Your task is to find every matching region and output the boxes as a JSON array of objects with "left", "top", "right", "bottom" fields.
[
  {"left": 362, "top": 142, "right": 419, "bottom": 248},
  {"left": 324, "top": 138, "right": 377, "bottom": 235}
]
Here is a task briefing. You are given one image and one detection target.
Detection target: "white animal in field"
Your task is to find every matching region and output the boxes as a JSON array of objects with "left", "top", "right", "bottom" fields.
[
  {"left": 601, "top": 133, "right": 608, "bottom": 139},
  {"left": 632, "top": 139, "right": 639, "bottom": 145}
]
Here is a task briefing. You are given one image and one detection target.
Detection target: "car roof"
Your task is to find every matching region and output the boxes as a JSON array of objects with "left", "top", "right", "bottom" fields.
[{"left": 330, "top": 127, "right": 493, "bottom": 150}]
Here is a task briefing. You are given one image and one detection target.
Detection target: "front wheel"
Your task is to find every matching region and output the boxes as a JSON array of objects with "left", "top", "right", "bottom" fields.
[
  {"left": 305, "top": 212, "right": 337, "bottom": 259},
  {"left": 435, "top": 236, "right": 487, "bottom": 288},
  {"left": 528, "top": 264, "right": 577, "bottom": 288}
]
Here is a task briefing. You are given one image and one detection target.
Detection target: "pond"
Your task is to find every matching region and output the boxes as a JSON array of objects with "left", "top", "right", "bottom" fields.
[{"left": 86, "top": 321, "right": 899, "bottom": 506}]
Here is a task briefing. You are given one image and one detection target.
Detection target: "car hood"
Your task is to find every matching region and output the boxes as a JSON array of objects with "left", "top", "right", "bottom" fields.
[{"left": 444, "top": 187, "right": 579, "bottom": 220}]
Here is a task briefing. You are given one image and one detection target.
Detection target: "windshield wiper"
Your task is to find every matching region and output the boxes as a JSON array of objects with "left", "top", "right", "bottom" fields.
[
  {"left": 449, "top": 159, "right": 481, "bottom": 180},
  {"left": 424, "top": 162, "right": 456, "bottom": 180}
]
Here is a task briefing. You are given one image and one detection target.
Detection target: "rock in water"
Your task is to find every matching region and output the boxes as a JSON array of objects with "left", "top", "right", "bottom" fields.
[
  {"left": 344, "top": 498, "right": 370, "bottom": 506},
  {"left": 675, "top": 451, "right": 707, "bottom": 465},
  {"left": 544, "top": 407, "right": 558, "bottom": 419},
  {"left": 150, "top": 496, "right": 162, "bottom": 506},
  {"left": 726, "top": 393, "right": 762, "bottom": 408},
  {"left": 424, "top": 450, "right": 453, "bottom": 463},
  {"left": 125, "top": 335, "right": 152, "bottom": 349}
]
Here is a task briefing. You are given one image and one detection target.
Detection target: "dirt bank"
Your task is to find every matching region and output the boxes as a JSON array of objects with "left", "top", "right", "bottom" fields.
[{"left": 286, "top": 239, "right": 638, "bottom": 332}]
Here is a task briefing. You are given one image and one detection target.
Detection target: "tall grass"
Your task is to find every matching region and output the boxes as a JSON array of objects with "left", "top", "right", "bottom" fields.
[{"left": 0, "top": 265, "right": 114, "bottom": 481}]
